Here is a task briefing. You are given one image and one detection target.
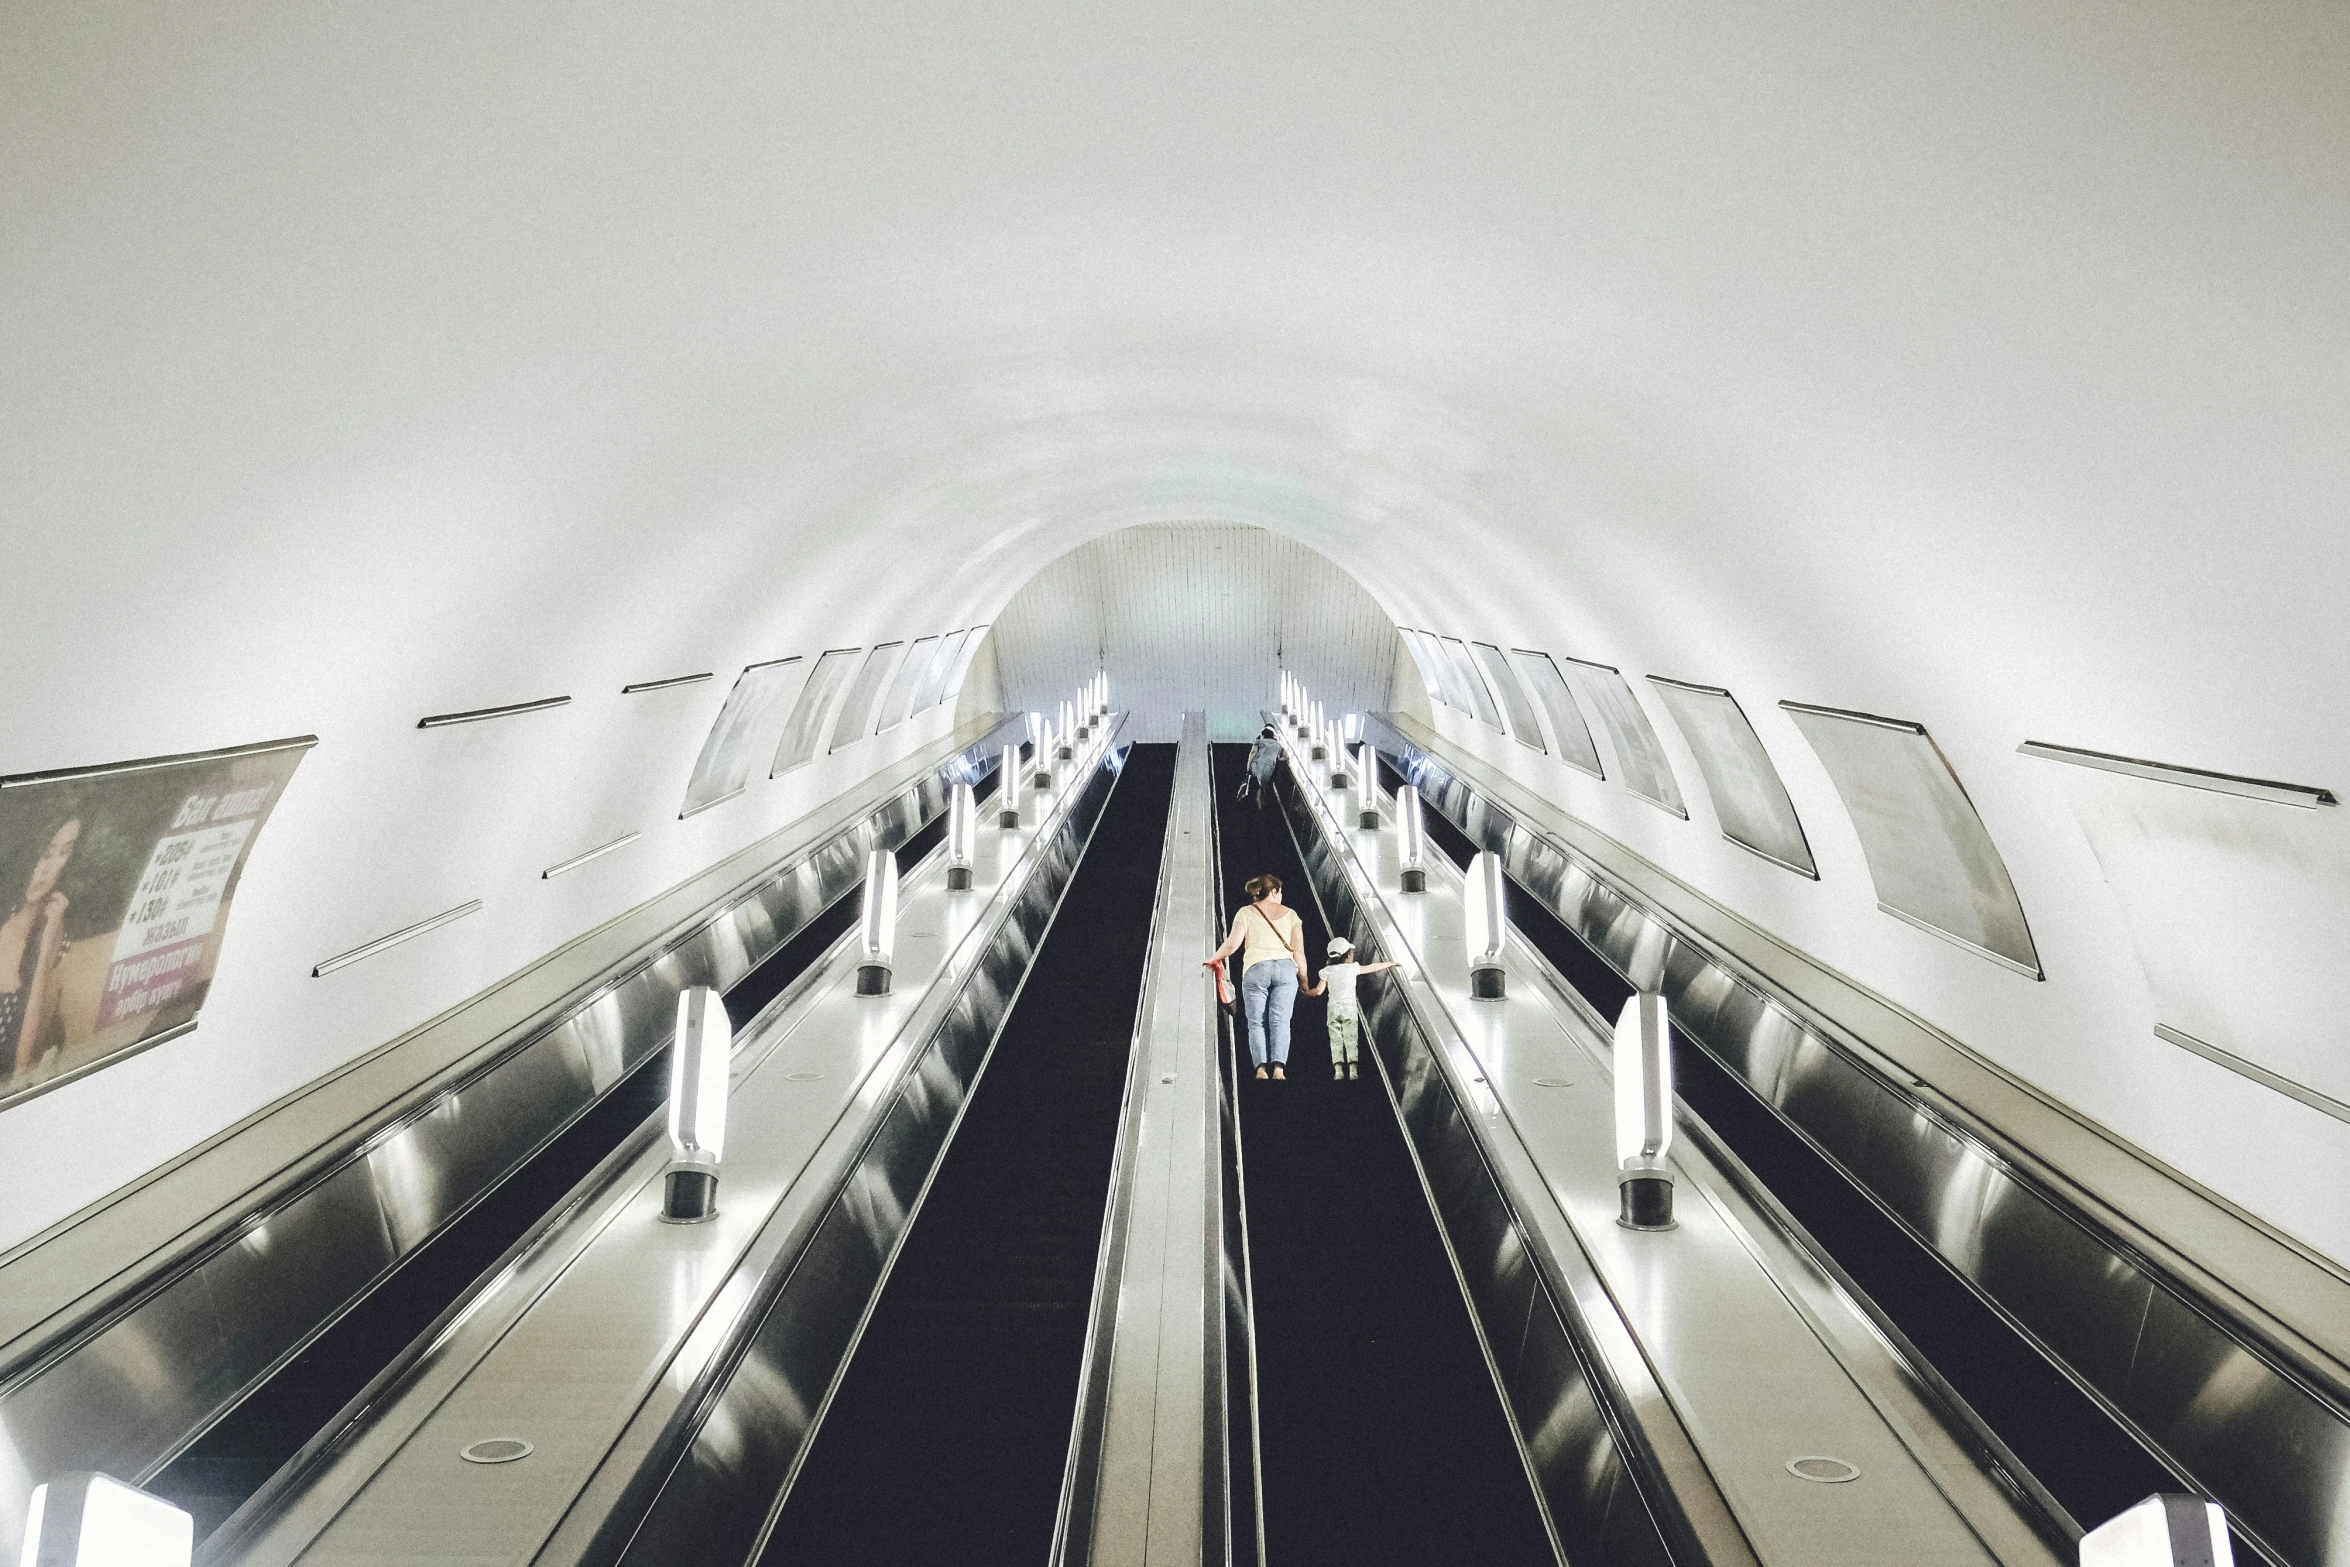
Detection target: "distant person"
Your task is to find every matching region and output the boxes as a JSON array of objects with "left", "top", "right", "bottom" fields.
[
  {"left": 1308, "top": 937, "right": 1396, "bottom": 1081},
  {"left": 1239, "top": 725, "right": 1282, "bottom": 809},
  {"left": 1, "top": 814, "right": 81, "bottom": 1079},
  {"left": 1205, "top": 872, "right": 1308, "bottom": 1080}
]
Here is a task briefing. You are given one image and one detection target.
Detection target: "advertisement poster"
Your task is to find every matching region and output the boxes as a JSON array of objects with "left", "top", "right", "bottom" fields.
[{"left": 0, "top": 736, "right": 313, "bottom": 1107}]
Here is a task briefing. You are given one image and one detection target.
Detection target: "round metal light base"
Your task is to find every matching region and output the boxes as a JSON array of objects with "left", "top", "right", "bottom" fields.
[
  {"left": 1033, "top": 770, "right": 1055, "bottom": 790},
  {"left": 1310, "top": 745, "right": 1328, "bottom": 760},
  {"left": 661, "top": 1168, "right": 718, "bottom": 1224},
  {"left": 1617, "top": 1174, "right": 1676, "bottom": 1231},
  {"left": 1399, "top": 868, "right": 1427, "bottom": 893},
  {"left": 1357, "top": 809, "right": 1381, "bottom": 829},
  {"left": 1055, "top": 744, "right": 1074, "bottom": 760},
  {"left": 1329, "top": 770, "right": 1352, "bottom": 790},
  {"left": 946, "top": 864, "right": 974, "bottom": 889},
  {"left": 998, "top": 809, "right": 1022, "bottom": 829},
  {"left": 855, "top": 963, "right": 893, "bottom": 996},
  {"left": 1469, "top": 966, "right": 1507, "bottom": 1000}
]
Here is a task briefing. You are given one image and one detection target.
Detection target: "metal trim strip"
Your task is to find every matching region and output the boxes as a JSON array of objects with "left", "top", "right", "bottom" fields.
[
  {"left": 0, "top": 734, "right": 321, "bottom": 789},
  {"left": 619, "top": 673, "right": 714, "bottom": 695},
  {"left": 415, "top": 696, "right": 572, "bottom": 728},
  {"left": 310, "top": 900, "right": 485, "bottom": 977},
  {"left": 2017, "top": 741, "right": 2336, "bottom": 809},
  {"left": 542, "top": 834, "right": 643, "bottom": 880},
  {"left": 2156, "top": 1025, "right": 2350, "bottom": 1129}
]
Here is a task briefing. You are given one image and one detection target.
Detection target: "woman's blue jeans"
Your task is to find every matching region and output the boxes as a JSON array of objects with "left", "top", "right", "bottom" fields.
[{"left": 1242, "top": 960, "right": 1298, "bottom": 1066}]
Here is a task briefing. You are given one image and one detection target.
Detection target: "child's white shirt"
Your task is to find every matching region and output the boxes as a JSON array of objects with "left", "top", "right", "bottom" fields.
[{"left": 1322, "top": 961, "right": 1363, "bottom": 1018}]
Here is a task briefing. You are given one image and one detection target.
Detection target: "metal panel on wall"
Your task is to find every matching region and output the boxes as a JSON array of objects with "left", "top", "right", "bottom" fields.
[
  {"left": 681, "top": 657, "right": 804, "bottom": 816},
  {"left": 1437, "top": 636, "right": 1506, "bottom": 732},
  {"left": 1783, "top": 702, "right": 2040, "bottom": 977},
  {"left": 828, "top": 642, "right": 906, "bottom": 751},
  {"left": 1397, "top": 630, "right": 1452, "bottom": 711},
  {"left": 1648, "top": 678, "right": 1816, "bottom": 877},
  {"left": 1473, "top": 642, "right": 1545, "bottom": 752},
  {"left": 990, "top": 523, "right": 1397, "bottom": 741},
  {"left": 1510, "top": 651, "right": 1604, "bottom": 780},
  {"left": 874, "top": 635, "right": 941, "bottom": 731},
  {"left": 771, "top": 648, "right": 861, "bottom": 776},
  {"left": 1557, "top": 657, "right": 1686, "bottom": 817}
]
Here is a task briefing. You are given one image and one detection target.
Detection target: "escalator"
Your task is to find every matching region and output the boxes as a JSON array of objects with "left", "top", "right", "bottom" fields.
[
  {"left": 1210, "top": 744, "right": 1556, "bottom": 1567},
  {"left": 149, "top": 772, "right": 990, "bottom": 1544},
  {"left": 756, "top": 744, "right": 1177, "bottom": 1566}
]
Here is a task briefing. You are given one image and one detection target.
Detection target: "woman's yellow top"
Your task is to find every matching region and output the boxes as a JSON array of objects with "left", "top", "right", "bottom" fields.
[{"left": 1237, "top": 902, "right": 1302, "bottom": 969}]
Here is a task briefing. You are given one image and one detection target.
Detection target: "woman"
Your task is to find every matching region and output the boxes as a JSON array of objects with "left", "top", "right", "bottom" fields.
[
  {"left": 1206, "top": 871, "right": 1309, "bottom": 1080},
  {"left": 1, "top": 814, "right": 81, "bottom": 1080}
]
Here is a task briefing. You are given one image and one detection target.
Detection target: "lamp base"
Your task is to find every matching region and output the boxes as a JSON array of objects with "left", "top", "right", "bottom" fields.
[
  {"left": 998, "top": 809, "right": 1022, "bottom": 829},
  {"left": 1310, "top": 744, "right": 1328, "bottom": 760},
  {"left": 1400, "top": 868, "right": 1427, "bottom": 893},
  {"left": 1357, "top": 807, "right": 1381, "bottom": 829},
  {"left": 1329, "top": 770, "right": 1352, "bottom": 790},
  {"left": 1617, "top": 1174, "right": 1676, "bottom": 1231},
  {"left": 947, "top": 865, "right": 973, "bottom": 890},
  {"left": 1055, "top": 744, "right": 1074, "bottom": 760},
  {"left": 856, "top": 963, "right": 893, "bottom": 996},
  {"left": 1470, "top": 966, "right": 1507, "bottom": 1000},
  {"left": 661, "top": 1167, "right": 718, "bottom": 1224},
  {"left": 1033, "top": 769, "right": 1055, "bottom": 790}
]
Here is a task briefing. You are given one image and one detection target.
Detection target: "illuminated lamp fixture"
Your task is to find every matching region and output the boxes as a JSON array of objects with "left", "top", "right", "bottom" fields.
[
  {"left": 1280, "top": 672, "right": 1293, "bottom": 716},
  {"left": 1464, "top": 851, "right": 1508, "bottom": 999},
  {"left": 1327, "top": 725, "right": 1352, "bottom": 789},
  {"left": 19, "top": 1473, "right": 193, "bottom": 1567},
  {"left": 855, "top": 849, "right": 899, "bottom": 996},
  {"left": 1344, "top": 711, "right": 1362, "bottom": 742},
  {"left": 1058, "top": 700, "right": 1077, "bottom": 756},
  {"left": 1027, "top": 709, "right": 1044, "bottom": 752},
  {"left": 1355, "top": 745, "right": 1380, "bottom": 828},
  {"left": 946, "top": 782, "right": 977, "bottom": 889},
  {"left": 1397, "top": 786, "right": 1428, "bottom": 893},
  {"left": 2079, "top": 1496, "right": 2233, "bottom": 1567},
  {"left": 998, "top": 744, "right": 1024, "bottom": 827},
  {"left": 1033, "top": 722, "right": 1057, "bottom": 789},
  {"left": 1309, "top": 701, "right": 1326, "bottom": 757},
  {"left": 1095, "top": 673, "right": 1109, "bottom": 717},
  {"left": 662, "top": 985, "right": 731, "bottom": 1222},
  {"left": 1613, "top": 992, "right": 1676, "bottom": 1230}
]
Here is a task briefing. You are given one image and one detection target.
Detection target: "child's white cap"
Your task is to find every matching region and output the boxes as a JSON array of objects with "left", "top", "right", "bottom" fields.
[{"left": 1326, "top": 937, "right": 1354, "bottom": 957}]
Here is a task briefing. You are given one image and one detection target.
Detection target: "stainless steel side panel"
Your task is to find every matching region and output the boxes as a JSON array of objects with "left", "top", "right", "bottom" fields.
[
  {"left": 1367, "top": 716, "right": 2350, "bottom": 1567},
  {"left": 0, "top": 721, "right": 1019, "bottom": 1565},
  {"left": 577, "top": 729, "right": 1130, "bottom": 1567},
  {"left": 1052, "top": 715, "right": 1234, "bottom": 1567}
]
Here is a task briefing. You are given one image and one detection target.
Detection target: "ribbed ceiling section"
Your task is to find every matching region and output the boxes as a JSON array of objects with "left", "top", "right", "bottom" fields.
[{"left": 990, "top": 524, "right": 1405, "bottom": 742}]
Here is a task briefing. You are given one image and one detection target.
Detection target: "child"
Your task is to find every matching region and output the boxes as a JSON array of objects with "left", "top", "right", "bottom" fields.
[{"left": 1309, "top": 937, "right": 1396, "bottom": 1080}]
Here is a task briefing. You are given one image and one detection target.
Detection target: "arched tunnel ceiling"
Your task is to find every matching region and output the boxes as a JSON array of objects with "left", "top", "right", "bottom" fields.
[{"left": 4, "top": 6, "right": 2349, "bottom": 1255}]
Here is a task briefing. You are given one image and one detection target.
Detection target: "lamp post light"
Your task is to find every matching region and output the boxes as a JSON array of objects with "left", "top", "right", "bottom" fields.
[
  {"left": 1397, "top": 785, "right": 1428, "bottom": 893},
  {"left": 1058, "top": 700, "right": 1077, "bottom": 755},
  {"left": 1355, "top": 745, "right": 1380, "bottom": 828},
  {"left": 1328, "top": 725, "right": 1353, "bottom": 789},
  {"left": 19, "top": 1473, "right": 194, "bottom": 1567},
  {"left": 855, "top": 849, "right": 899, "bottom": 996},
  {"left": 662, "top": 985, "right": 732, "bottom": 1223},
  {"left": 946, "top": 782, "right": 977, "bottom": 889},
  {"left": 1614, "top": 992, "right": 1676, "bottom": 1231},
  {"left": 1027, "top": 709, "right": 1044, "bottom": 753},
  {"left": 1309, "top": 702, "right": 1326, "bottom": 758},
  {"left": 998, "top": 744, "right": 1024, "bottom": 827},
  {"left": 2079, "top": 1495, "right": 2234, "bottom": 1567},
  {"left": 1034, "top": 722, "right": 1057, "bottom": 790},
  {"left": 1464, "top": 851, "right": 1508, "bottom": 1000}
]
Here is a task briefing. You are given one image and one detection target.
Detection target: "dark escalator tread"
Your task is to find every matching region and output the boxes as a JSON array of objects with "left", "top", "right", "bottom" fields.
[
  {"left": 760, "top": 745, "right": 1177, "bottom": 1567},
  {"left": 1213, "top": 745, "right": 1554, "bottom": 1567}
]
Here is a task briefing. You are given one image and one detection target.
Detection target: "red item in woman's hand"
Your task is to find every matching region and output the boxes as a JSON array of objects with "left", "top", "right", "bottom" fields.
[{"left": 1205, "top": 956, "right": 1234, "bottom": 1005}]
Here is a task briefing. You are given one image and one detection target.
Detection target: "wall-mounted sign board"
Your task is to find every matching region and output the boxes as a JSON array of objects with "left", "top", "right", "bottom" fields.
[
  {"left": 0, "top": 735, "right": 314, "bottom": 1110},
  {"left": 1783, "top": 703, "right": 2040, "bottom": 977}
]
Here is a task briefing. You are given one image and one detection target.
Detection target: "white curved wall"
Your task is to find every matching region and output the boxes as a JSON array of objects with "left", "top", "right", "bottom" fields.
[{"left": 3, "top": 4, "right": 2347, "bottom": 1262}]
